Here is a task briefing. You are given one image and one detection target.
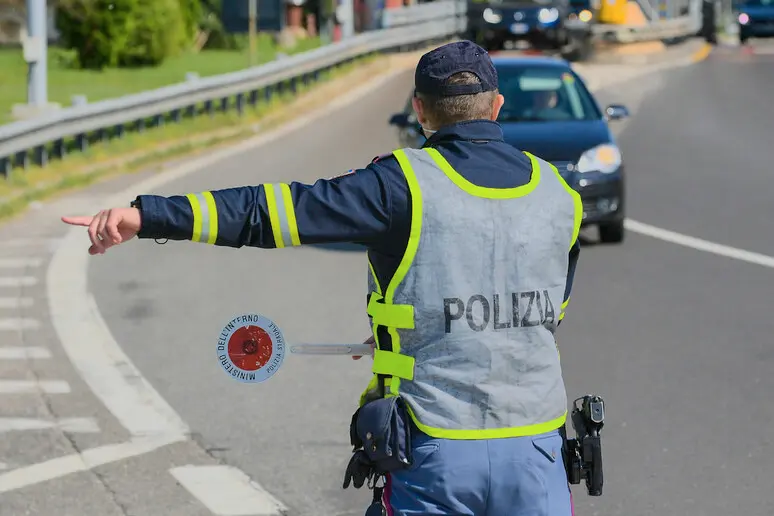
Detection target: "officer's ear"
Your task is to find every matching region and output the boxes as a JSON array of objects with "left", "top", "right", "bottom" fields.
[
  {"left": 491, "top": 93, "right": 505, "bottom": 121},
  {"left": 412, "top": 96, "right": 429, "bottom": 127}
]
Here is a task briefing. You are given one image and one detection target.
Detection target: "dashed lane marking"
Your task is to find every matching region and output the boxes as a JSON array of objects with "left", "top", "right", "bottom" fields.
[
  {"left": 0, "top": 318, "right": 41, "bottom": 331},
  {"left": 0, "top": 417, "right": 100, "bottom": 434},
  {"left": 0, "top": 435, "right": 186, "bottom": 494},
  {"left": 625, "top": 219, "right": 774, "bottom": 269},
  {"left": 0, "top": 258, "right": 43, "bottom": 269},
  {"left": 169, "top": 465, "right": 288, "bottom": 516},
  {"left": 0, "top": 380, "right": 71, "bottom": 394},
  {"left": 0, "top": 347, "right": 51, "bottom": 359},
  {"left": 0, "top": 298, "right": 34, "bottom": 309},
  {"left": 0, "top": 277, "right": 38, "bottom": 288},
  {"left": 1, "top": 238, "right": 62, "bottom": 248}
]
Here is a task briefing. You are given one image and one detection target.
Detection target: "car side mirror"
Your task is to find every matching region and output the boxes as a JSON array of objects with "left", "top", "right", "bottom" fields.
[
  {"left": 389, "top": 113, "right": 410, "bottom": 127},
  {"left": 605, "top": 104, "right": 629, "bottom": 121}
]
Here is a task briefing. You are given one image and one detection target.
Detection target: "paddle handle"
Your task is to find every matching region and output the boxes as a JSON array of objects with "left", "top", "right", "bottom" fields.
[{"left": 289, "top": 343, "right": 374, "bottom": 356}]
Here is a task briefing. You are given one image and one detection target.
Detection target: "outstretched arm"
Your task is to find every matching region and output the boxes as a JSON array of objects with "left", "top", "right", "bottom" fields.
[{"left": 62, "top": 164, "right": 394, "bottom": 255}]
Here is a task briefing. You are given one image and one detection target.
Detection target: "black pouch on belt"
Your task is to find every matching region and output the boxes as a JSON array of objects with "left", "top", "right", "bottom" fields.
[{"left": 354, "top": 396, "right": 413, "bottom": 474}]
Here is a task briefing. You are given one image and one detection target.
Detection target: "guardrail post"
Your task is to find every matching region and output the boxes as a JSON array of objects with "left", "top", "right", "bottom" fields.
[
  {"left": 0, "top": 158, "right": 9, "bottom": 178},
  {"left": 220, "top": 97, "right": 229, "bottom": 113},
  {"left": 15, "top": 151, "right": 29, "bottom": 170},
  {"left": 75, "top": 134, "right": 87, "bottom": 152},
  {"left": 52, "top": 138, "right": 64, "bottom": 159},
  {"left": 205, "top": 100, "right": 214, "bottom": 117},
  {"left": 33, "top": 145, "right": 48, "bottom": 167},
  {"left": 236, "top": 93, "right": 245, "bottom": 116}
]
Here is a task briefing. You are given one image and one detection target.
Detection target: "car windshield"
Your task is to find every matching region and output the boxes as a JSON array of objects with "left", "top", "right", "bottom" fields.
[{"left": 496, "top": 65, "right": 602, "bottom": 122}]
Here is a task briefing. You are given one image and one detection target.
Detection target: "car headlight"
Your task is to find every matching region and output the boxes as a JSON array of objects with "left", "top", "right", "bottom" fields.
[
  {"left": 483, "top": 8, "right": 502, "bottom": 23},
  {"left": 576, "top": 144, "right": 622, "bottom": 174},
  {"left": 538, "top": 7, "right": 559, "bottom": 23},
  {"left": 738, "top": 13, "right": 749, "bottom": 24},
  {"left": 579, "top": 9, "right": 592, "bottom": 22}
]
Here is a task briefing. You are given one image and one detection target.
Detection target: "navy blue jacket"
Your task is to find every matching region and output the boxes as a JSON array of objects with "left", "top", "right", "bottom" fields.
[{"left": 136, "top": 120, "right": 580, "bottom": 322}]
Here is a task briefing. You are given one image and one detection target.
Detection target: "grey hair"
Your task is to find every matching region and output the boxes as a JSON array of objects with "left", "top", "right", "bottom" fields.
[{"left": 416, "top": 72, "right": 499, "bottom": 128}]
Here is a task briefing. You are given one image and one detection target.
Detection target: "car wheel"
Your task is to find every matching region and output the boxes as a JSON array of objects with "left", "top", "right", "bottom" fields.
[{"left": 598, "top": 221, "right": 625, "bottom": 244}]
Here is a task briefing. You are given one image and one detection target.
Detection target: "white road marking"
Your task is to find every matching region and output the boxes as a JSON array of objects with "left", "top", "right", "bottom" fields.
[
  {"left": 0, "top": 277, "right": 38, "bottom": 287},
  {"left": 47, "top": 258, "right": 190, "bottom": 436},
  {"left": 0, "top": 434, "right": 186, "bottom": 494},
  {"left": 0, "top": 258, "right": 43, "bottom": 269},
  {"left": 0, "top": 298, "right": 34, "bottom": 309},
  {"left": 170, "top": 465, "right": 287, "bottom": 516},
  {"left": 32, "top": 63, "right": 411, "bottom": 498},
  {"left": 0, "top": 318, "right": 40, "bottom": 331},
  {"left": 0, "top": 380, "right": 70, "bottom": 394},
  {"left": 625, "top": 219, "right": 774, "bottom": 269},
  {"left": 0, "top": 347, "right": 51, "bottom": 359},
  {"left": 1, "top": 238, "right": 61, "bottom": 248},
  {"left": 0, "top": 417, "right": 99, "bottom": 433}
]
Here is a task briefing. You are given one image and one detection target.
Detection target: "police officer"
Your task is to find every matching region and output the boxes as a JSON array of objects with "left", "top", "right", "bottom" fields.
[{"left": 62, "top": 40, "right": 582, "bottom": 515}]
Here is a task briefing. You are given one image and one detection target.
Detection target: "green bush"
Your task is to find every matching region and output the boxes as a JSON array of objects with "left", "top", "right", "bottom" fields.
[
  {"left": 48, "top": 47, "right": 81, "bottom": 69},
  {"left": 118, "top": 0, "right": 187, "bottom": 67},
  {"left": 179, "top": 0, "right": 204, "bottom": 42},
  {"left": 55, "top": 0, "right": 189, "bottom": 69},
  {"left": 55, "top": 0, "right": 135, "bottom": 69}
]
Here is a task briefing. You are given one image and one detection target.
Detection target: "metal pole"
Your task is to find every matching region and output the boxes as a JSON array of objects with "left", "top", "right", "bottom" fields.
[
  {"left": 26, "top": 0, "right": 48, "bottom": 107},
  {"left": 248, "top": 0, "right": 257, "bottom": 66},
  {"left": 340, "top": 0, "right": 354, "bottom": 38}
]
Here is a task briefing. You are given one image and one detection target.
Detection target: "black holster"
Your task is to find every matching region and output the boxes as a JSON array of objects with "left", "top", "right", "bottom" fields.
[{"left": 342, "top": 396, "right": 414, "bottom": 492}]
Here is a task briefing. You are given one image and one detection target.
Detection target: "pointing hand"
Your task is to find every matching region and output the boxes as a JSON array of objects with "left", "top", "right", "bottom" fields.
[{"left": 61, "top": 207, "right": 142, "bottom": 255}]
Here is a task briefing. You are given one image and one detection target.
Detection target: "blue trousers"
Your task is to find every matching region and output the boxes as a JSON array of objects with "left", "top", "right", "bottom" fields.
[{"left": 382, "top": 426, "right": 574, "bottom": 516}]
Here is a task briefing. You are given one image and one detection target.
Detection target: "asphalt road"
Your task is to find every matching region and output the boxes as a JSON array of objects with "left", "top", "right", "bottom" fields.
[{"left": 83, "top": 43, "right": 774, "bottom": 516}]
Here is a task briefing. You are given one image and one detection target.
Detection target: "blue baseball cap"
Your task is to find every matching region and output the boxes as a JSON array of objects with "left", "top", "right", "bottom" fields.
[{"left": 414, "top": 40, "right": 499, "bottom": 97}]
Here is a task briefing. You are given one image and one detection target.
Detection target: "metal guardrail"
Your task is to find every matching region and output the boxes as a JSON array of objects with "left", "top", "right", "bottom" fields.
[
  {"left": 0, "top": 1, "right": 466, "bottom": 177},
  {"left": 593, "top": 15, "right": 701, "bottom": 42},
  {"left": 383, "top": 0, "right": 467, "bottom": 32}
]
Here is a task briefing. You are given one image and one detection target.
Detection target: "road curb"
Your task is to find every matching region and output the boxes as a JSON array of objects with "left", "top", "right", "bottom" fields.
[{"left": 591, "top": 38, "right": 712, "bottom": 65}]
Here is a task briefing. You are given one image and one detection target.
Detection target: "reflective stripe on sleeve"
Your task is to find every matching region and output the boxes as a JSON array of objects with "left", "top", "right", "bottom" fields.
[
  {"left": 186, "top": 192, "right": 219, "bottom": 244},
  {"left": 559, "top": 298, "right": 570, "bottom": 321},
  {"left": 265, "top": 183, "right": 301, "bottom": 248}
]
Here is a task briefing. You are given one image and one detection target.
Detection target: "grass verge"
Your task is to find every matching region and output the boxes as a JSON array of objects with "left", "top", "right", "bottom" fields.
[
  {"left": 0, "top": 34, "right": 322, "bottom": 124},
  {"left": 0, "top": 50, "right": 420, "bottom": 225}
]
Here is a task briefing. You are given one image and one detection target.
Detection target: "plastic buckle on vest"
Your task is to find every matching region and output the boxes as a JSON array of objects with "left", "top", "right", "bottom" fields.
[
  {"left": 372, "top": 349, "right": 415, "bottom": 381},
  {"left": 367, "top": 293, "right": 415, "bottom": 330}
]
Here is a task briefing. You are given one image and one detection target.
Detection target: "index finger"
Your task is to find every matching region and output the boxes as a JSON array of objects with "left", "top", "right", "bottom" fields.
[{"left": 61, "top": 216, "right": 94, "bottom": 226}]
